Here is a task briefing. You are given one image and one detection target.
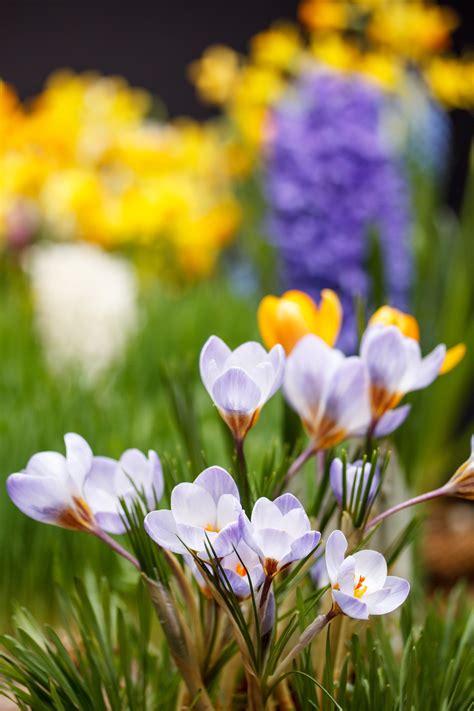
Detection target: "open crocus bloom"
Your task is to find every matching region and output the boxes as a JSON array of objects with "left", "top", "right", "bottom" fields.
[
  {"left": 258, "top": 289, "right": 342, "bottom": 354},
  {"left": 200, "top": 336, "right": 285, "bottom": 440},
  {"left": 83, "top": 448, "right": 163, "bottom": 534},
  {"left": 7, "top": 433, "right": 99, "bottom": 532},
  {"left": 369, "top": 306, "right": 465, "bottom": 376},
  {"left": 240, "top": 493, "right": 321, "bottom": 577},
  {"left": 145, "top": 466, "right": 242, "bottom": 558},
  {"left": 283, "top": 334, "right": 372, "bottom": 448},
  {"left": 187, "top": 541, "right": 264, "bottom": 599},
  {"left": 330, "top": 458, "right": 379, "bottom": 511},
  {"left": 325, "top": 530, "right": 409, "bottom": 619},
  {"left": 360, "top": 325, "right": 446, "bottom": 433}
]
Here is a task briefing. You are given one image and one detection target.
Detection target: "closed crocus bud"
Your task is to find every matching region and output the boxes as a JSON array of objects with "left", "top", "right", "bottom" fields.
[
  {"left": 369, "top": 305, "right": 465, "bottom": 376},
  {"left": 240, "top": 493, "right": 321, "bottom": 578},
  {"left": 145, "top": 466, "right": 242, "bottom": 558},
  {"left": 447, "top": 436, "right": 474, "bottom": 500},
  {"left": 330, "top": 458, "right": 379, "bottom": 512},
  {"left": 258, "top": 289, "right": 342, "bottom": 354},
  {"left": 325, "top": 530, "right": 410, "bottom": 620},
  {"left": 360, "top": 325, "right": 446, "bottom": 435},
  {"left": 284, "top": 334, "right": 372, "bottom": 449},
  {"left": 199, "top": 336, "right": 285, "bottom": 441}
]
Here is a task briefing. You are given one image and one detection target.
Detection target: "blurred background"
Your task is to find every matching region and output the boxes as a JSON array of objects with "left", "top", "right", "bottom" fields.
[{"left": 0, "top": 0, "right": 473, "bottom": 624}]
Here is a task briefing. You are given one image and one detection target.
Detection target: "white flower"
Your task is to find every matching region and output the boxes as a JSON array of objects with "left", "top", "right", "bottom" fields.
[
  {"left": 26, "top": 243, "right": 138, "bottom": 382},
  {"left": 325, "top": 530, "right": 409, "bottom": 620}
]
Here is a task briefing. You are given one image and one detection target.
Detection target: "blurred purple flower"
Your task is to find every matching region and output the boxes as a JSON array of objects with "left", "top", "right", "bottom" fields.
[{"left": 264, "top": 69, "right": 413, "bottom": 352}]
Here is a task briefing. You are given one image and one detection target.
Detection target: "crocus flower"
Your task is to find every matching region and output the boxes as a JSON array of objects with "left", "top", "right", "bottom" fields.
[
  {"left": 283, "top": 334, "right": 372, "bottom": 449},
  {"left": 83, "top": 448, "right": 164, "bottom": 534},
  {"left": 144, "top": 466, "right": 242, "bottom": 558},
  {"left": 258, "top": 288, "right": 342, "bottom": 354},
  {"left": 325, "top": 530, "right": 409, "bottom": 619},
  {"left": 360, "top": 324, "right": 446, "bottom": 433},
  {"left": 330, "top": 458, "right": 379, "bottom": 511},
  {"left": 369, "top": 305, "right": 465, "bottom": 375},
  {"left": 240, "top": 493, "right": 321, "bottom": 577},
  {"left": 199, "top": 336, "right": 285, "bottom": 441},
  {"left": 6, "top": 434, "right": 163, "bottom": 535}
]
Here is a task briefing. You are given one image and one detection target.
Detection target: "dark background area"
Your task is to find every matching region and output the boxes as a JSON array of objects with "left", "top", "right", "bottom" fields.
[{"left": 1, "top": 0, "right": 473, "bottom": 207}]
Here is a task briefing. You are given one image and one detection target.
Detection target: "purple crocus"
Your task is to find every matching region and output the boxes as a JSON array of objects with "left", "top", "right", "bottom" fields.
[
  {"left": 240, "top": 493, "right": 321, "bottom": 577},
  {"left": 6, "top": 434, "right": 162, "bottom": 535},
  {"left": 144, "top": 466, "right": 242, "bottom": 558},
  {"left": 330, "top": 458, "right": 379, "bottom": 511},
  {"left": 264, "top": 68, "right": 412, "bottom": 352},
  {"left": 325, "top": 530, "right": 410, "bottom": 620},
  {"left": 283, "top": 334, "right": 372, "bottom": 449},
  {"left": 200, "top": 336, "right": 285, "bottom": 441},
  {"left": 360, "top": 324, "right": 446, "bottom": 432}
]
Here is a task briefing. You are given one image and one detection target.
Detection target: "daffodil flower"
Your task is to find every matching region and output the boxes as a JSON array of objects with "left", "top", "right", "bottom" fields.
[
  {"left": 199, "top": 336, "right": 285, "bottom": 442},
  {"left": 325, "top": 530, "right": 409, "bottom": 620},
  {"left": 360, "top": 324, "right": 446, "bottom": 433},
  {"left": 239, "top": 493, "right": 321, "bottom": 578},
  {"left": 7, "top": 434, "right": 162, "bottom": 535},
  {"left": 258, "top": 289, "right": 342, "bottom": 354},
  {"left": 144, "top": 466, "right": 242, "bottom": 558},
  {"left": 283, "top": 334, "right": 372, "bottom": 450}
]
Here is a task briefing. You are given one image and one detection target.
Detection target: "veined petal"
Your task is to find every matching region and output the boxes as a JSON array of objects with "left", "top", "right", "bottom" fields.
[
  {"left": 227, "top": 341, "right": 269, "bottom": 372},
  {"left": 221, "top": 568, "right": 252, "bottom": 598},
  {"left": 212, "top": 520, "right": 242, "bottom": 557},
  {"left": 26, "top": 451, "right": 69, "bottom": 481},
  {"left": 361, "top": 326, "right": 409, "bottom": 392},
  {"left": 84, "top": 456, "right": 119, "bottom": 499},
  {"left": 272, "top": 492, "right": 304, "bottom": 515},
  {"left": 239, "top": 511, "right": 264, "bottom": 558},
  {"left": 95, "top": 510, "right": 126, "bottom": 535},
  {"left": 171, "top": 483, "right": 217, "bottom": 529},
  {"left": 251, "top": 497, "right": 283, "bottom": 529},
  {"left": 325, "top": 356, "right": 371, "bottom": 435},
  {"left": 177, "top": 523, "right": 211, "bottom": 553},
  {"left": 7, "top": 473, "right": 72, "bottom": 525},
  {"left": 266, "top": 344, "right": 286, "bottom": 400},
  {"left": 255, "top": 528, "right": 292, "bottom": 565},
  {"left": 329, "top": 459, "right": 343, "bottom": 505},
  {"left": 144, "top": 509, "right": 186, "bottom": 554},
  {"left": 119, "top": 448, "right": 149, "bottom": 484},
  {"left": 212, "top": 367, "right": 261, "bottom": 414},
  {"left": 200, "top": 335, "right": 231, "bottom": 393},
  {"left": 410, "top": 344, "right": 446, "bottom": 391},
  {"left": 337, "top": 555, "right": 356, "bottom": 594},
  {"left": 373, "top": 405, "right": 411, "bottom": 437},
  {"left": 353, "top": 550, "right": 387, "bottom": 592},
  {"left": 333, "top": 590, "right": 369, "bottom": 620},
  {"left": 216, "top": 494, "right": 242, "bottom": 530},
  {"left": 285, "top": 530, "right": 320, "bottom": 565},
  {"left": 148, "top": 450, "right": 164, "bottom": 502},
  {"left": 194, "top": 466, "right": 239, "bottom": 503},
  {"left": 280, "top": 508, "right": 311, "bottom": 538},
  {"left": 325, "top": 530, "right": 348, "bottom": 586},
  {"left": 64, "top": 433, "right": 93, "bottom": 488},
  {"left": 368, "top": 576, "right": 410, "bottom": 614},
  {"left": 363, "top": 588, "right": 391, "bottom": 614}
]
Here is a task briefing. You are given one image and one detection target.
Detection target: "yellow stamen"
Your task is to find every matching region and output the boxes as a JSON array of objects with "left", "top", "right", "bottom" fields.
[
  {"left": 354, "top": 575, "right": 367, "bottom": 599},
  {"left": 205, "top": 523, "right": 219, "bottom": 532},
  {"left": 235, "top": 562, "right": 247, "bottom": 577}
]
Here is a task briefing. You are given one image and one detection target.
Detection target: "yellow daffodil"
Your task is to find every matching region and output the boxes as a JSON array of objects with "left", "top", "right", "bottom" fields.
[
  {"left": 369, "top": 305, "right": 466, "bottom": 375},
  {"left": 258, "top": 289, "right": 342, "bottom": 353}
]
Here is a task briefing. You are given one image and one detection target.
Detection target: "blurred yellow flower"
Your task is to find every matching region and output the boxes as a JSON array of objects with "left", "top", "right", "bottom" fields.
[
  {"left": 425, "top": 57, "right": 474, "bottom": 109},
  {"left": 188, "top": 46, "right": 241, "bottom": 105},
  {"left": 258, "top": 289, "right": 342, "bottom": 353},
  {"left": 299, "top": 0, "right": 347, "bottom": 32},
  {"left": 250, "top": 25, "right": 302, "bottom": 71}
]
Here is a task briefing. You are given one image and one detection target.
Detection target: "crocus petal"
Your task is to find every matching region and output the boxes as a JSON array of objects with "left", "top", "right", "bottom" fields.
[
  {"left": 329, "top": 459, "right": 343, "bottom": 505},
  {"left": 280, "top": 508, "right": 311, "bottom": 538},
  {"left": 216, "top": 494, "right": 242, "bottom": 530},
  {"left": 221, "top": 568, "right": 252, "bottom": 598},
  {"left": 373, "top": 405, "right": 411, "bottom": 437},
  {"left": 211, "top": 520, "right": 242, "bottom": 557},
  {"left": 284, "top": 531, "right": 320, "bottom": 565},
  {"left": 325, "top": 530, "right": 348, "bottom": 586},
  {"left": 411, "top": 344, "right": 446, "bottom": 390},
  {"left": 255, "top": 528, "right": 292, "bottom": 564},
  {"left": 360, "top": 326, "right": 409, "bottom": 392},
  {"left": 94, "top": 511, "right": 126, "bottom": 535},
  {"left": 440, "top": 343, "right": 466, "bottom": 375},
  {"left": 199, "top": 335, "right": 231, "bottom": 393},
  {"left": 352, "top": 549, "right": 387, "bottom": 592},
  {"left": 239, "top": 512, "right": 264, "bottom": 559},
  {"left": 337, "top": 555, "right": 357, "bottom": 594},
  {"left": 273, "top": 492, "right": 304, "bottom": 515},
  {"left": 176, "top": 523, "right": 210, "bottom": 553},
  {"left": 262, "top": 589, "right": 276, "bottom": 635},
  {"left": 64, "top": 433, "right": 93, "bottom": 488},
  {"left": 316, "top": 289, "right": 342, "bottom": 346},
  {"left": 266, "top": 344, "right": 286, "bottom": 399},
  {"left": 26, "top": 451, "right": 69, "bottom": 480},
  {"left": 362, "top": 588, "right": 391, "bottom": 614},
  {"left": 194, "top": 466, "right": 239, "bottom": 503},
  {"left": 367, "top": 576, "right": 410, "bottom": 614},
  {"left": 251, "top": 498, "right": 282, "bottom": 529},
  {"left": 144, "top": 510, "right": 186, "bottom": 554},
  {"left": 7, "top": 473, "right": 71, "bottom": 525},
  {"left": 83, "top": 456, "right": 118, "bottom": 500},
  {"left": 212, "top": 367, "right": 261, "bottom": 414},
  {"left": 324, "top": 357, "right": 371, "bottom": 434},
  {"left": 171, "top": 483, "right": 217, "bottom": 529},
  {"left": 333, "top": 590, "right": 369, "bottom": 620},
  {"left": 147, "top": 450, "right": 164, "bottom": 502}
]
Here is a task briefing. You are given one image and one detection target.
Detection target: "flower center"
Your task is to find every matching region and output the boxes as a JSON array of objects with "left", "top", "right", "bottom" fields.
[
  {"left": 205, "top": 523, "right": 219, "bottom": 532},
  {"left": 57, "top": 496, "right": 94, "bottom": 532},
  {"left": 235, "top": 562, "right": 247, "bottom": 577},
  {"left": 354, "top": 575, "right": 367, "bottom": 599}
]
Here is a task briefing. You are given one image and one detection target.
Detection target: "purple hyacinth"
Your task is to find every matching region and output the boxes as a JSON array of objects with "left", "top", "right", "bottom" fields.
[{"left": 263, "top": 69, "right": 413, "bottom": 352}]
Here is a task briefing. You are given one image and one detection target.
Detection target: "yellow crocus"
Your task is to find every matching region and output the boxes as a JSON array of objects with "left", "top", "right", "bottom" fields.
[
  {"left": 258, "top": 289, "right": 342, "bottom": 354},
  {"left": 369, "top": 305, "right": 465, "bottom": 375}
]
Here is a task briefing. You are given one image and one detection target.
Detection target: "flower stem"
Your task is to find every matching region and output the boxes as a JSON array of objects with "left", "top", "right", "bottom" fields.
[
  {"left": 267, "top": 608, "right": 338, "bottom": 687},
  {"left": 93, "top": 527, "right": 141, "bottom": 570},
  {"left": 365, "top": 485, "right": 449, "bottom": 532},
  {"left": 235, "top": 436, "right": 252, "bottom": 512},
  {"left": 285, "top": 443, "right": 317, "bottom": 485}
]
